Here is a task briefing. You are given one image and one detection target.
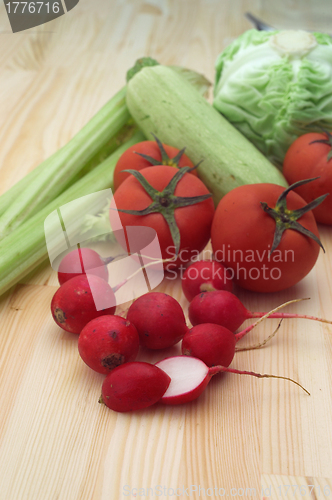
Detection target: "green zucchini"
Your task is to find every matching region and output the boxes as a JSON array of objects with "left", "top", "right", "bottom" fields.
[{"left": 126, "top": 64, "right": 288, "bottom": 206}]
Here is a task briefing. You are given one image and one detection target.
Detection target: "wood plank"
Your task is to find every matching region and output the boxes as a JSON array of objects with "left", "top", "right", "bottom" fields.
[{"left": 0, "top": 0, "right": 332, "bottom": 498}]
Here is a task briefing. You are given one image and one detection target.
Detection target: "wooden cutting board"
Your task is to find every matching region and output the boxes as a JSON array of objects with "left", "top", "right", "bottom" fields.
[{"left": 1, "top": 1, "right": 332, "bottom": 498}]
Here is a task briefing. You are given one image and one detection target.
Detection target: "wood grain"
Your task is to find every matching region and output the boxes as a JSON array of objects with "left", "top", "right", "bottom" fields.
[{"left": 0, "top": 1, "right": 332, "bottom": 499}]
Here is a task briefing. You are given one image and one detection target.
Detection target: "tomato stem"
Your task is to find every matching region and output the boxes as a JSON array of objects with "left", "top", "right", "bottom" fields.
[
  {"left": 135, "top": 133, "right": 188, "bottom": 168},
  {"left": 309, "top": 129, "right": 332, "bottom": 161},
  {"left": 117, "top": 164, "right": 211, "bottom": 256},
  {"left": 260, "top": 178, "right": 327, "bottom": 254}
]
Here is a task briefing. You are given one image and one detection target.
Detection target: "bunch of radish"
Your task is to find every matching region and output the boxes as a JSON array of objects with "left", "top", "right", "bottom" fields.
[
  {"left": 49, "top": 250, "right": 315, "bottom": 413},
  {"left": 99, "top": 291, "right": 310, "bottom": 411}
]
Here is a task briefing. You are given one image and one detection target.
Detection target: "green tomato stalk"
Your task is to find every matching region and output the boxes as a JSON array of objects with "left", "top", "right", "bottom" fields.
[
  {"left": 118, "top": 163, "right": 211, "bottom": 256},
  {"left": 260, "top": 177, "right": 328, "bottom": 254}
]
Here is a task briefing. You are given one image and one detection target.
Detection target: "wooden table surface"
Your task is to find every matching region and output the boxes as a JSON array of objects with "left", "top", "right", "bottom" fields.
[{"left": 1, "top": 1, "right": 332, "bottom": 499}]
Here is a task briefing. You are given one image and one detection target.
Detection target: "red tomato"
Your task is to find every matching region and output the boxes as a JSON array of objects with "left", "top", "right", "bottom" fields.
[
  {"left": 210, "top": 183, "right": 322, "bottom": 293},
  {"left": 283, "top": 132, "right": 332, "bottom": 225},
  {"left": 110, "top": 165, "right": 215, "bottom": 270},
  {"left": 113, "top": 140, "right": 196, "bottom": 191}
]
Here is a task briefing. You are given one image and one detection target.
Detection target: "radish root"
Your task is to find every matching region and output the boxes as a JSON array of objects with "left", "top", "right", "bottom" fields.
[
  {"left": 209, "top": 365, "right": 310, "bottom": 395},
  {"left": 235, "top": 319, "right": 283, "bottom": 352},
  {"left": 235, "top": 298, "right": 310, "bottom": 341}
]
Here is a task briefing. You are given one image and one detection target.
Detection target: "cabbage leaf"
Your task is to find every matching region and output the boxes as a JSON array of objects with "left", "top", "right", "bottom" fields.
[{"left": 213, "top": 29, "right": 332, "bottom": 168}]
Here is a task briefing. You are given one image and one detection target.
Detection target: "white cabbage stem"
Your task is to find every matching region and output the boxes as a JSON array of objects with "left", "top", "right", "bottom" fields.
[{"left": 270, "top": 30, "right": 317, "bottom": 57}]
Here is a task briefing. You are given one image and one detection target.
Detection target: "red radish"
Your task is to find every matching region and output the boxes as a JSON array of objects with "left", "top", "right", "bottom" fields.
[
  {"left": 57, "top": 247, "right": 115, "bottom": 285},
  {"left": 99, "top": 361, "right": 171, "bottom": 412},
  {"left": 181, "top": 323, "right": 237, "bottom": 367},
  {"left": 182, "top": 312, "right": 283, "bottom": 368},
  {"left": 155, "top": 356, "right": 309, "bottom": 405},
  {"left": 183, "top": 299, "right": 304, "bottom": 368},
  {"left": 181, "top": 260, "right": 233, "bottom": 302},
  {"left": 188, "top": 290, "right": 332, "bottom": 332},
  {"left": 126, "top": 292, "right": 189, "bottom": 349},
  {"left": 78, "top": 315, "right": 140, "bottom": 374},
  {"left": 51, "top": 275, "right": 116, "bottom": 334}
]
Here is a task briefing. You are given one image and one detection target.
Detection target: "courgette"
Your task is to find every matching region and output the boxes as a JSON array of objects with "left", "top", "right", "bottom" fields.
[{"left": 126, "top": 64, "right": 288, "bottom": 205}]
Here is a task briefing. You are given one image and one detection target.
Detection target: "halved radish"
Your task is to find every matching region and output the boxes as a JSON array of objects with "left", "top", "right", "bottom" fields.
[
  {"left": 155, "top": 356, "right": 309, "bottom": 406},
  {"left": 155, "top": 356, "right": 212, "bottom": 405}
]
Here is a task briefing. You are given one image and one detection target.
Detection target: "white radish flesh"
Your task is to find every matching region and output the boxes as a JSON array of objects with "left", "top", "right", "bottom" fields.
[
  {"left": 155, "top": 356, "right": 310, "bottom": 406},
  {"left": 155, "top": 356, "right": 211, "bottom": 405}
]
